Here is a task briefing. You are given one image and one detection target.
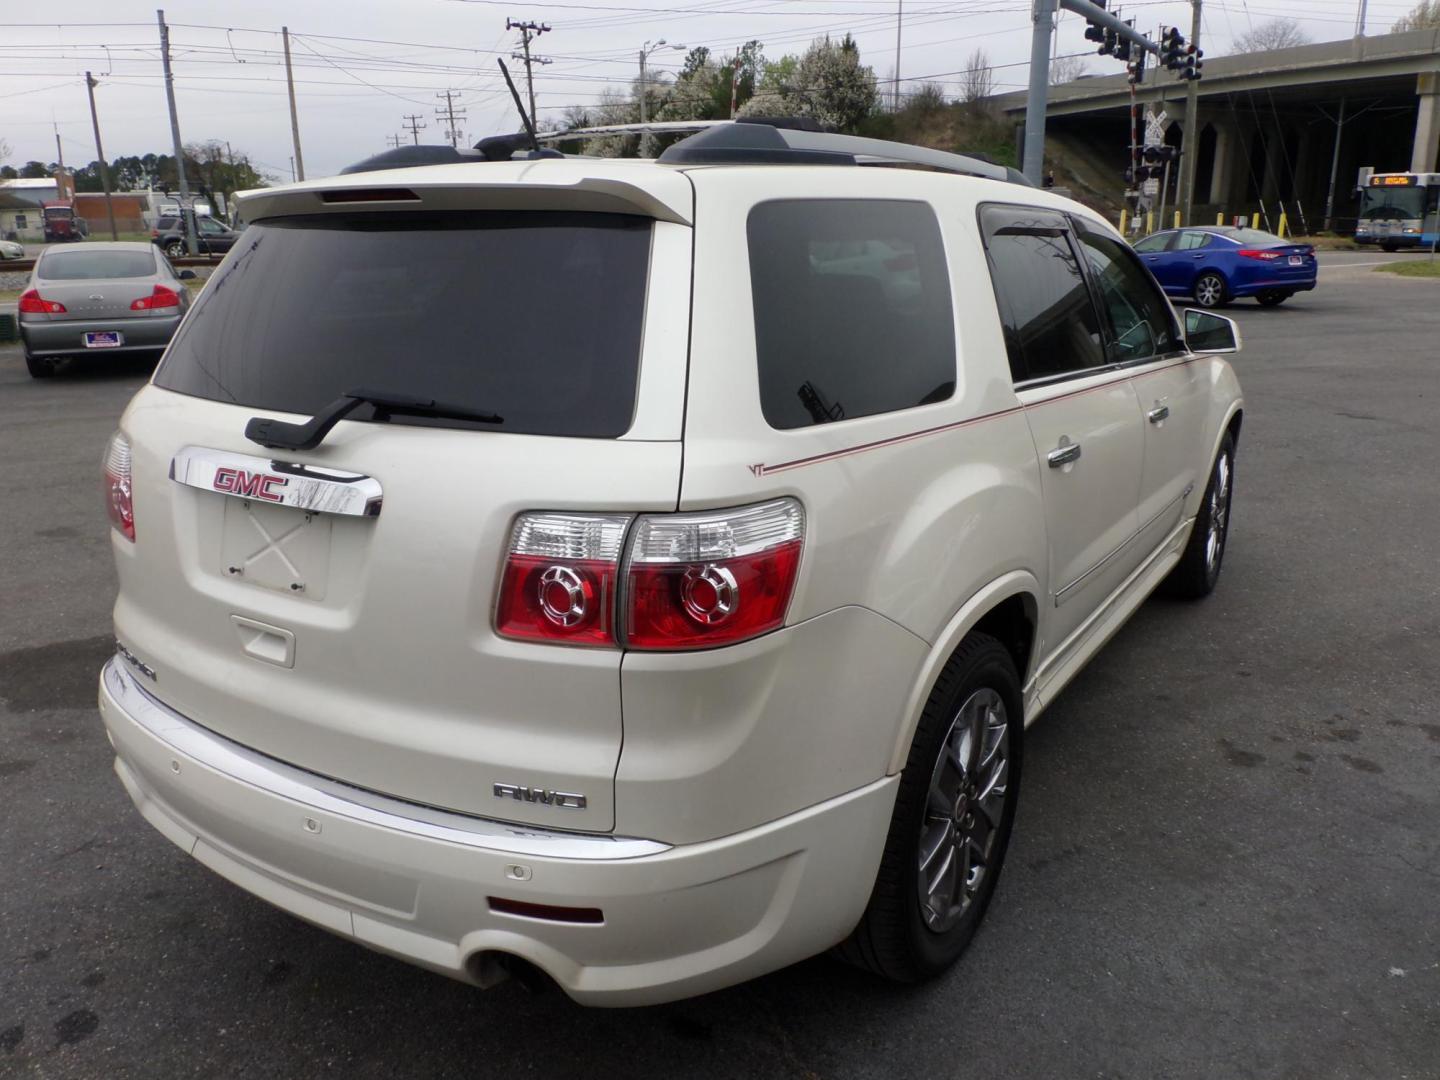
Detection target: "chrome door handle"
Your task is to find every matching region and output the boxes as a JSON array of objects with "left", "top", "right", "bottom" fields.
[
  {"left": 1147, "top": 404, "right": 1170, "bottom": 423},
  {"left": 1192, "top": 254, "right": 1205, "bottom": 259},
  {"left": 1047, "top": 441, "right": 1082, "bottom": 468}
]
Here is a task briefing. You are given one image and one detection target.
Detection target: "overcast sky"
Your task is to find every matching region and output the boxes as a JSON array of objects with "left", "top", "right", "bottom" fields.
[{"left": 0, "top": 0, "right": 1407, "bottom": 181}]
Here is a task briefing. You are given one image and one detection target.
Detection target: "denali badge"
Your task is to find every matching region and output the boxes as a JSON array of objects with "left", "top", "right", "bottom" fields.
[
  {"left": 115, "top": 640, "right": 157, "bottom": 682},
  {"left": 493, "top": 783, "right": 587, "bottom": 810}
]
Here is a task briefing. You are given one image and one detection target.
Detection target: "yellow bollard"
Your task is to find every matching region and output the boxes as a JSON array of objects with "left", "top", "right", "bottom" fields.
[
  {"left": 1146, "top": 211, "right": 1154, "bottom": 234},
  {"left": 1251, "top": 212, "right": 1260, "bottom": 229},
  {"left": 1216, "top": 212, "right": 1225, "bottom": 225},
  {"left": 1174, "top": 210, "right": 1182, "bottom": 229},
  {"left": 1119, "top": 209, "right": 1129, "bottom": 235},
  {"left": 1277, "top": 211, "right": 1288, "bottom": 238}
]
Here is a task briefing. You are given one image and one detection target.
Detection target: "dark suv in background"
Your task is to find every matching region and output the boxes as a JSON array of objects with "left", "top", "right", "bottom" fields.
[{"left": 151, "top": 214, "right": 240, "bottom": 258}]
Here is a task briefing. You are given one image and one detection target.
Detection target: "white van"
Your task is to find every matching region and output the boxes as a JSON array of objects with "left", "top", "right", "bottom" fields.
[{"left": 97, "top": 120, "right": 1244, "bottom": 1006}]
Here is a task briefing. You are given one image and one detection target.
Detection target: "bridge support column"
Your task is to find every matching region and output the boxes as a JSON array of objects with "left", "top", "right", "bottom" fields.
[
  {"left": 1209, "top": 123, "right": 1234, "bottom": 208},
  {"left": 1414, "top": 72, "right": 1440, "bottom": 174}
]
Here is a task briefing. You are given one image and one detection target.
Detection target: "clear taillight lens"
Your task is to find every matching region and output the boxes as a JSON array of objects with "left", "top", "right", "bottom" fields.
[
  {"left": 625, "top": 498, "right": 804, "bottom": 650},
  {"left": 131, "top": 284, "right": 181, "bottom": 310},
  {"left": 104, "top": 431, "right": 135, "bottom": 542},
  {"left": 495, "top": 512, "right": 631, "bottom": 646}
]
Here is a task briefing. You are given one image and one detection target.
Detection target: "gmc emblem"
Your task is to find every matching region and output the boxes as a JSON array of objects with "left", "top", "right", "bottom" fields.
[
  {"left": 493, "top": 783, "right": 587, "bottom": 810},
  {"left": 214, "top": 466, "right": 288, "bottom": 503}
]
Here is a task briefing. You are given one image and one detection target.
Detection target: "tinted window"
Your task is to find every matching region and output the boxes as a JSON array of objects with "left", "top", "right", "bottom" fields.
[
  {"left": 1074, "top": 223, "right": 1182, "bottom": 363},
  {"left": 1228, "top": 228, "right": 1285, "bottom": 246},
  {"left": 156, "top": 211, "right": 652, "bottom": 439},
  {"left": 980, "top": 206, "right": 1105, "bottom": 382},
  {"left": 1132, "top": 233, "right": 1172, "bottom": 253},
  {"left": 39, "top": 249, "right": 156, "bottom": 279},
  {"left": 1176, "top": 231, "right": 1213, "bottom": 250},
  {"left": 748, "top": 200, "right": 955, "bottom": 429}
]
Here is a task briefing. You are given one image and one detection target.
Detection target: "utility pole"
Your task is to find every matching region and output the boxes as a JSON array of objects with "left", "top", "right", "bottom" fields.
[
  {"left": 1177, "top": 0, "right": 1203, "bottom": 223},
  {"left": 1022, "top": 0, "right": 1057, "bottom": 184},
  {"left": 893, "top": 0, "right": 904, "bottom": 111},
  {"left": 289, "top": 156, "right": 296, "bottom": 182},
  {"left": 402, "top": 113, "right": 427, "bottom": 144},
  {"left": 435, "top": 89, "right": 468, "bottom": 148},
  {"left": 83, "top": 72, "right": 119, "bottom": 241},
  {"left": 386, "top": 133, "right": 405, "bottom": 149},
  {"left": 282, "top": 27, "right": 305, "bottom": 181},
  {"left": 157, "top": 9, "right": 197, "bottom": 255},
  {"left": 1354, "top": 0, "right": 1369, "bottom": 36},
  {"left": 1323, "top": 98, "right": 1348, "bottom": 230},
  {"left": 53, "top": 122, "right": 65, "bottom": 173},
  {"left": 506, "top": 19, "right": 551, "bottom": 123},
  {"left": 637, "top": 40, "right": 684, "bottom": 156}
]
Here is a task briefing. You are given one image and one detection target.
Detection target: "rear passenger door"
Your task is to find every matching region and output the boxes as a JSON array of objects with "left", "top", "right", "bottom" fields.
[
  {"left": 980, "top": 206, "right": 1146, "bottom": 654},
  {"left": 1073, "top": 218, "right": 1208, "bottom": 551}
]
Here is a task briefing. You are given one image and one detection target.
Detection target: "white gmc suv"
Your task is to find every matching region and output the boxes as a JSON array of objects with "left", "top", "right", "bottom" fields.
[{"left": 97, "top": 120, "right": 1244, "bottom": 1006}]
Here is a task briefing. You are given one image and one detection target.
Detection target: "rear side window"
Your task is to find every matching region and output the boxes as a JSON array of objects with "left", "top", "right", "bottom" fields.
[
  {"left": 980, "top": 206, "right": 1105, "bottom": 383},
  {"left": 40, "top": 249, "right": 156, "bottom": 280},
  {"left": 747, "top": 199, "right": 955, "bottom": 430},
  {"left": 1132, "top": 233, "right": 1172, "bottom": 253},
  {"left": 155, "top": 211, "right": 652, "bottom": 439},
  {"left": 1176, "top": 231, "right": 1213, "bottom": 250}
]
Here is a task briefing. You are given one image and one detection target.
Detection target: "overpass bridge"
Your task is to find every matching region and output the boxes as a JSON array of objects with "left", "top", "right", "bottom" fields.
[{"left": 992, "top": 28, "right": 1440, "bottom": 228}]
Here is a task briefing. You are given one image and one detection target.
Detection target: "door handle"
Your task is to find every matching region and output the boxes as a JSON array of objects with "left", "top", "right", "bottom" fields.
[
  {"left": 1192, "top": 254, "right": 1206, "bottom": 259},
  {"left": 1147, "top": 404, "right": 1170, "bottom": 424},
  {"left": 1047, "top": 440, "right": 1082, "bottom": 468}
]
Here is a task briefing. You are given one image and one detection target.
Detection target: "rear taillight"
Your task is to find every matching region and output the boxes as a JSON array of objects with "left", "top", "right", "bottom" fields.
[
  {"left": 18, "top": 288, "right": 66, "bottom": 313},
  {"left": 131, "top": 284, "right": 181, "bottom": 310},
  {"left": 625, "top": 499, "right": 804, "bottom": 651},
  {"left": 104, "top": 431, "right": 134, "bottom": 542},
  {"left": 495, "top": 513, "right": 630, "bottom": 646},
  {"left": 1237, "top": 249, "right": 1281, "bottom": 261},
  {"left": 495, "top": 499, "right": 806, "bottom": 651}
]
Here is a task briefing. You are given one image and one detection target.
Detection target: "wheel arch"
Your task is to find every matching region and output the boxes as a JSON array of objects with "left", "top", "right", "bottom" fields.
[{"left": 885, "top": 572, "right": 1041, "bottom": 775}]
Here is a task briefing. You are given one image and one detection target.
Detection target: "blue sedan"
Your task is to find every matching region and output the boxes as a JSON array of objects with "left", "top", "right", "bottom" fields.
[{"left": 1132, "top": 226, "right": 1317, "bottom": 308}]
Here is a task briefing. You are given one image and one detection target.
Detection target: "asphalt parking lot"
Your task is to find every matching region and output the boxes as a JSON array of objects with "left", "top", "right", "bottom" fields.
[{"left": 2, "top": 256, "right": 1437, "bottom": 1079}]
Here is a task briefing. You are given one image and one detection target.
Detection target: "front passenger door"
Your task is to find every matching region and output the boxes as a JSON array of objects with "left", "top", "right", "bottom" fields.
[{"left": 980, "top": 206, "right": 1146, "bottom": 657}]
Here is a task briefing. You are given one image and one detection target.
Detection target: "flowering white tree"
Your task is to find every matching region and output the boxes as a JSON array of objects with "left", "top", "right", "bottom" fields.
[{"left": 740, "top": 35, "right": 879, "bottom": 131}]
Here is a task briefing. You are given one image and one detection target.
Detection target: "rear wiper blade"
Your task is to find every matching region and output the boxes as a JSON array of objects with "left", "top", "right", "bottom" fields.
[{"left": 245, "top": 387, "right": 503, "bottom": 451}]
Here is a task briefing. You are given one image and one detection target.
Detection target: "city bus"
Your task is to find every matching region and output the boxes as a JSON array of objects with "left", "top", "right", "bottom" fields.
[{"left": 1354, "top": 172, "right": 1440, "bottom": 251}]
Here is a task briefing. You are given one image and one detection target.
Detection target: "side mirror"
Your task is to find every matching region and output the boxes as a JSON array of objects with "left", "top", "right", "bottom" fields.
[
  {"left": 1184, "top": 309, "right": 1242, "bottom": 354},
  {"left": 177, "top": 269, "right": 197, "bottom": 280}
]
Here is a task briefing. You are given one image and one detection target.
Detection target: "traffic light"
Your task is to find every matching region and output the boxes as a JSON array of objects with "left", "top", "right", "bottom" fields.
[
  {"left": 1099, "top": 27, "right": 1117, "bottom": 55},
  {"left": 1142, "top": 145, "right": 1181, "bottom": 165},
  {"left": 1183, "top": 45, "right": 1204, "bottom": 81},
  {"left": 1126, "top": 43, "right": 1146, "bottom": 84},
  {"left": 1160, "top": 26, "right": 1187, "bottom": 70},
  {"left": 1084, "top": 0, "right": 1108, "bottom": 49}
]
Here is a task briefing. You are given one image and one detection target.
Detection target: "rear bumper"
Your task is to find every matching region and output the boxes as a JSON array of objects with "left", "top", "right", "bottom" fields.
[
  {"left": 1229, "top": 276, "right": 1316, "bottom": 297},
  {"left": 21, "top": 314, "right": 181, "bottom": 356},
  {"left": 97, "top": 657, "right": 896, "bottom": 1006}
]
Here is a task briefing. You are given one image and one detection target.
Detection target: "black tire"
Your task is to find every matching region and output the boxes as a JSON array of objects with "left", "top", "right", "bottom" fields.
[
  {"left": 836, "top": 632, "right": 1022, "bottom": 982},
  {"left": 1166, "top": 433, "right": 1235, "bottom": 599},
  {"left": 1256, "top": 290, "right": 1289, "bottom": 307},
  {"left": 24, "top": 351, "right": 56, "bottom": 378},
  {"left": 164, "top": 240, "right": 186, "bottom": 259},
  {"left": 1380, "top": 242, "right": 1399, "bottom": 254},
  {"left": 1193, "top": 271, "right": 1229, "bottom": 309}
]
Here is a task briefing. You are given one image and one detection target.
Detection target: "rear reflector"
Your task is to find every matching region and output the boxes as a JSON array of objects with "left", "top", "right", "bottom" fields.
[
  {"left": 495, "top": 512, "right": 631, "bottom": 646},
  {"left": 104, "top": 430, "right": 135, "bottom": 542},
  {"left": 487, "top": 897, "right": 604, "bottom": 924},
  {"left": 625, "top": 498, "right": 805, "bottom": 650}
]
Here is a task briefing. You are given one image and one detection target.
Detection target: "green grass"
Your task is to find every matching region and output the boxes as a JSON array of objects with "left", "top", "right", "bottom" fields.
[{"left": 1374, "top": 258, "right": 1440, "bottom": 278}]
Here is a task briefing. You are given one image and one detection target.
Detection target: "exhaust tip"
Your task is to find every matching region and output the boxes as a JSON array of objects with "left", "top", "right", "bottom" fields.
[{"left": 466, "top": 951, "right": 559, "bottom": 996}]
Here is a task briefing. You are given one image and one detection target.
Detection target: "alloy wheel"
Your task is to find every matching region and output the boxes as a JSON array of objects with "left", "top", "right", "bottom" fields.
[
  {"left": 1205, "top": 451, "right": 1232, "bottom": 576},
  {"left": 1195, "top": 274, "right": 1224, "bottom": 308},
  {"left": 918, "top": 688, "right": 1010, "bottom": 933}
]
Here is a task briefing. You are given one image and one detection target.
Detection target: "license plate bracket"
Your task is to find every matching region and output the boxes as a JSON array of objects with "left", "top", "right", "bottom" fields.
[
  {"left": 84, "top": 331, "right": 123, "bottom": 348},
  {"left": 1288, "top": 255, "right": 1302, "bottom": 266},
  {"left": 220, "top": 498, "right": 333, "bottom": 600}
]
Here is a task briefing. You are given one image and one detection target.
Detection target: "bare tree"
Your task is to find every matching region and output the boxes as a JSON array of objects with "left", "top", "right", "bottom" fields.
[
  {"left": 1050, "top": 54, "right": 1089, "bottom": 84},
  {"left": 958, "top": 48, "right": 994, "bottom": 104},
  {"left": 1230, "top": 18, "right": 1311, "bottom": 53},
  {"left": 0, "top": 138, "right": 11, "bottom": 164},
  {"left": 1392, "top": 0, "right": 1440, "bottom": 30}
]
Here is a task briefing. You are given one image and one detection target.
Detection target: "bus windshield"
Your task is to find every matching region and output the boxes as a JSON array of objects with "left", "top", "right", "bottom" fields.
[{"left": 1360, "top": 186, "right": 1427, "bottom": 220}]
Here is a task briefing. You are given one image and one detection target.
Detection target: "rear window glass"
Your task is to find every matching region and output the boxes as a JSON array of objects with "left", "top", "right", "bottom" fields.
[
  {"left": 1226, "top": 228, "right": 1284, "bottom": 246},
  {"left": 747, "top": 199, "right": 955, "bottom": 430},
  {"left": 155, "top": 211, "right": 652, "bottom": 439},
  {"left": 40, "top": 249, "right": 156, "bottom": 279}
]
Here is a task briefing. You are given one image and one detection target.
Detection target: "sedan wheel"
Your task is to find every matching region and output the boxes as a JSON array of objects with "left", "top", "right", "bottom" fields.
[
  {"left": 164, "top": 241, "right": 186, "bottom": 259},
  {"left": 1194, "top": 272, "right": 1227, "bottom": 309}
]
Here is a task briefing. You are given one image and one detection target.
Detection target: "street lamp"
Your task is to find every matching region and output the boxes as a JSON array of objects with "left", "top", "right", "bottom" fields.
[{"left": 639, "top": 39, "right": 686, "bottom": 157}]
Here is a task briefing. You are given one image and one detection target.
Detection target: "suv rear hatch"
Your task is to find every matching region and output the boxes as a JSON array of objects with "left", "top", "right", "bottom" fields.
[{"left": 111, "top": 170, "right": 693, "bottom": 832}]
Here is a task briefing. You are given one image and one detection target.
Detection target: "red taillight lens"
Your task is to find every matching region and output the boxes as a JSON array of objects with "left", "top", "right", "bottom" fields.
[
  {"left": 18, "top": 288, "right": 66, "bottom": 313},
  {"left": 1237, "top": 249, "right": 1281, "bottom": 261},
  {"left": 103, "top": 431, "right": 135, "bottom": 542},
  {"left": 495, "top": 513, "right": 630, "bottom": 646},
  {"left": 131, "top": 284, "right": 181, "bottom": 310},
  {"left": 625, "top": 499, "right": 805, "bottom": 650}
]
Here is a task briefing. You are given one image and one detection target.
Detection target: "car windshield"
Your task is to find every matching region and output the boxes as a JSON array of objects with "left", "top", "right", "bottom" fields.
[
  {"left": 40, "top": 249, "right": 156, "bottom": 279},
  {"left": 155, "top": 210, "right": 652, "bottom": 439},
  {"left": 1359, "top": 187, "right": 1426, "bottom": 220}
]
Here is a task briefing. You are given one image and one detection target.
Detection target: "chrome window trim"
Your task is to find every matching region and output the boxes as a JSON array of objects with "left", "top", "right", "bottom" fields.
[
  {"left": 102, "top": 658, "right": 669, "bottom": 861},
  {"left": 170, "top": 445, "right": 383, "bottom": 518}
]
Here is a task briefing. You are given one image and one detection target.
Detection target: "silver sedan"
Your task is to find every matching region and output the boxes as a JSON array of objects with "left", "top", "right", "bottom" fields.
[
  {"left": 19, "top": 241, "right": 196, "bottom": 378},
  {"left": 0, "top": 238, "right": 24, "bottom": 260}
]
